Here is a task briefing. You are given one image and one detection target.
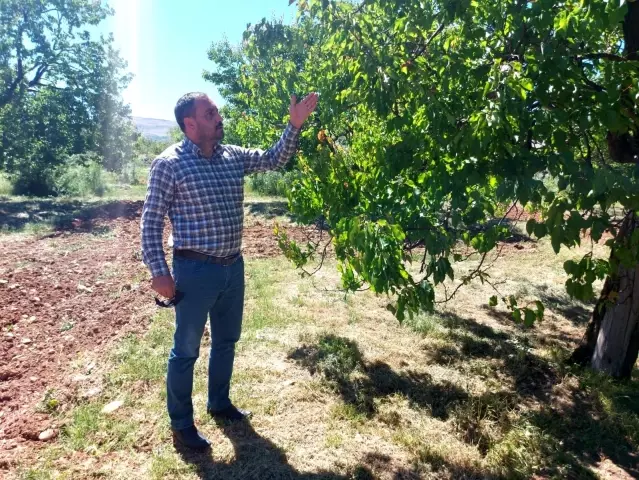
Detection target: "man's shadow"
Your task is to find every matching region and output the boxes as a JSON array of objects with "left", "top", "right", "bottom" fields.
[{"left": 174, "top": 418, "right": 360, "bottom": 480}]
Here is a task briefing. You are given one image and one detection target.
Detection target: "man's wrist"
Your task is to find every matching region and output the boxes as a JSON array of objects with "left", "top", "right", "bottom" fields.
[{"left": 149, "top": 263, "right": 170, "bottom": 279}]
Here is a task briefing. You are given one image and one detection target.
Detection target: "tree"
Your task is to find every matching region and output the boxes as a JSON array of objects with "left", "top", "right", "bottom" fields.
[
  {"left": 205, "top": 20, "right": 321, "bottom": 163},
  {"left": 207, "top": 0, "right": 639, "bottom": 378},
  {"left": 0, "top": 0, "right": 111, "bottom": 108},
  {"left": 0, "top": 0, "right": 133, "bottom": 194}
]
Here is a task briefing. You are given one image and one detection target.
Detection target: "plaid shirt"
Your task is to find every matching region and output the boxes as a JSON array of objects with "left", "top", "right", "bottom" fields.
[{"left": 140, "top": 123, "right": 300, "bottom": 278}]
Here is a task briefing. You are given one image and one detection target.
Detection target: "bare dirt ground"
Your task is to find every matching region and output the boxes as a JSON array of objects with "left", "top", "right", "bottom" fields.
[{"left": 0, "top": 200, "right": 318, "bottom": 466}]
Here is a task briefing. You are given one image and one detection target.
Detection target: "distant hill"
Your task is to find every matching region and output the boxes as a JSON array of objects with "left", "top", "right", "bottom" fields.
[{"left": 133, "top": 116, "right": 176, "bottom": 140}]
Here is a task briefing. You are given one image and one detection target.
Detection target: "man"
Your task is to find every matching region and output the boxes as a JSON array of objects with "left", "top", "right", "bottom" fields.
[{"left": 140, "top": 91, "right": 318, "bottom": 450}]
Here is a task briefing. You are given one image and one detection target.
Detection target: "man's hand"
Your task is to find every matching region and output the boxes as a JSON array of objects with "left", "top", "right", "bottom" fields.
[
  {"left": 289, "top": 92, "right": 319, "bottom": 129},
  {"left": 152, "top": 275, "right": 175, "bottom": 299}
]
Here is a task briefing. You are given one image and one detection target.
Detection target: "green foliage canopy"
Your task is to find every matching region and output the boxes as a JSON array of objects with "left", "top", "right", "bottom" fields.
[{"left": 208, "top": 0, "right": 639, "bottom": 322}]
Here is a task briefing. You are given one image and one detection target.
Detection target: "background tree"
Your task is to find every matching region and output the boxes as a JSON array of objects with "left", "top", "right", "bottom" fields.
[
  {"left": 0, "top": 0, "right": 133, "bottom": 195},
  {"left": 205, "top": 19, "right": 321, "bottom": 165},
  {"left": 206, "top": 0, "right": 639, "bottom": 378}
]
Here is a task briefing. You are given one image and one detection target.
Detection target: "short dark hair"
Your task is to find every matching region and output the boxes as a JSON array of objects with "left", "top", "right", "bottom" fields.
[{"left": 174, "top": 92, "right": 208, "bottom": 132}]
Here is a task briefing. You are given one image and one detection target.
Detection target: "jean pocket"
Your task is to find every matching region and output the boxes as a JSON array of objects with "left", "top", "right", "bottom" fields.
[{"left": 173, "top": 255, "right": 206, "bottom": 278}]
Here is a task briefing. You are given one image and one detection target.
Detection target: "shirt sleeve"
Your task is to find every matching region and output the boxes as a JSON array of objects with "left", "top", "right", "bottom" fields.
[
  {"left": 240, "top": 123, "right": 300, "bottom": 174},
  {"left": 140, "top": 157, "right": 175, "bottom": 278}
]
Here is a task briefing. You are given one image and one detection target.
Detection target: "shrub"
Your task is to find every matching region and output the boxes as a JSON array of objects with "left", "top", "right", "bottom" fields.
[
  {"left": 12, "top": 164, "right": 58, "bottom": 197},
  {"left": 54, "top": 153, "right": 108, "bottom": 197},
  {"left": 118, "top": 155, "right": 149, "bottom": 186},
  {"left": 0, "top": 173, "right": 14, "bottom": 196},
  {"left": 246, "top": 170, "right": 301, "bottom": 197}
]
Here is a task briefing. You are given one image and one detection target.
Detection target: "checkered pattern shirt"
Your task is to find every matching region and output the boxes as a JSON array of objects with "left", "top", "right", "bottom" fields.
[{"left": 140, "top": 123, "right": 300, "bottom": 278}]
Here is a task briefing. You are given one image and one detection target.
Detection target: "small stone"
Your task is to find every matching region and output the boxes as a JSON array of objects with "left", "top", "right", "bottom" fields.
[
  {"left": 83, "top": 387, "right": 102, "bottom": 398},
  {"left": 28, "top": 316, "right": 36, "bottom": 322},
  {"left": 77, "top": 284, "right": 93, "bottom": 293},
  {"left": 101, "top": 400, "right": 123, "bottom": 414},
  {"left": 86, "top": 362, "right": 96, "bottom": 373},
  {"left": 72, "top": 374, "right": 89, "bottom": 383},
  {"left": 0, "top": 279, "right": 7, "bottom": 285},
  {"left": 29, "top": 376, "right": 38, "bottom": 382},
  {"left": 38, "top": 429, "right": 57, "bottom": 441},
  {"left": 32, "top": 297, "right": 41, "bottom": 303},
  {"left": 21, "top": 338, "right": 31, "bottom": 344}
]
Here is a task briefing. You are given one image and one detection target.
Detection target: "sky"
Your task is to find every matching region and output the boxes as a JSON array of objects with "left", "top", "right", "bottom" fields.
[{"left": 99, "top": 0, "right": 297, "bottom": 121}]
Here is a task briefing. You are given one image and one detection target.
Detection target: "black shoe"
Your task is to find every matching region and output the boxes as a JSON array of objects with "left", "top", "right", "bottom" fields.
[
  {"left": 172, "top": 426, "right": 211, "bottom": 451},
  {"left": 208, "top": 404, "right": 252, "bottom": 422}
]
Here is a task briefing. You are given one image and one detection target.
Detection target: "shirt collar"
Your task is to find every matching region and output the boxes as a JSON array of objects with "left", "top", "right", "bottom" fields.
[{"left": 182, "top": 137, "right": 222, "bottom": 159}]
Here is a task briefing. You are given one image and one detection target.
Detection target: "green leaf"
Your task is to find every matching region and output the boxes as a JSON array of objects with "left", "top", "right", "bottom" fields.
[
  {"left": 551, "top": 233, "right": 561, "bottom": 254},
  {"left": 512, "top": 308, "right": 522, "bottom": 323},
  {"left": 524, "top": 308, "right": 536, "bottom": 327},
  {"left": 489, "top": 295, "right": 498, "bottom": 307},
  {"left": 509, "top": 295, "right": 517, "bottom": 308}
]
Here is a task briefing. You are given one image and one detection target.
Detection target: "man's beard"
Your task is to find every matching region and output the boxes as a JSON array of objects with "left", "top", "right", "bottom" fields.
[{"left": 213, "top": 124, "right": 224, "bottom": 142}]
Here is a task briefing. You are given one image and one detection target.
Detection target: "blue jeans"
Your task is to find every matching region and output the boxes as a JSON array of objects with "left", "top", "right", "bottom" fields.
[{"left": 167, "top": 254, "right": 245, "bottom": 431}]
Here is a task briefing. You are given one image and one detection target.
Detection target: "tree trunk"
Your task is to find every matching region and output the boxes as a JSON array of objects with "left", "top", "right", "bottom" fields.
[
  {"left": 568, "top": 277, "right": 611, "bottom": 366},
  {"left": 570, "top": 213, "right": 639, "bottom": 379},
  {"left": 569, "top": 2, "right": 639, "bottom": 379},
  {"left": 591, "top": 213, "right": 639, "bottom": 377}
]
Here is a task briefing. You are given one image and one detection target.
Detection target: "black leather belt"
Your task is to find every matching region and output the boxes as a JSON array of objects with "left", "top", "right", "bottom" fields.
[{"left": 174, "top": 249, "right": 241, "bottom": 266}]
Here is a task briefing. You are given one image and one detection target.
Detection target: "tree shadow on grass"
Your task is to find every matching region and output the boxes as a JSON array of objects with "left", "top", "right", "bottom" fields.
[
  {"left": 479, "top": 288, "right": 594, "bottom": 328},
  {"left": 536, "top": 290, "right": 594, "bottom": 326},
  {"left": 174, "top": 419, "right": 368, "bottom": 479},
  {"left": 431, "top": 312, "right": 557, "bottom": 399},
  {"left": 0, "top": 198, "right": 143, "bottom": 233},
  {"left": 362, "top": 450, "right": 487, "bottom": 480},
  {"left": 526, "top": 374, "right": 639, "bottom": 479},
  {"left": 424, "top": 311, "right": 639, "bottom": 479},
  {"left": 176, "top": 422, "right": 485, "bottom": 480},
  {"left": 288, "top": 334, "right": 468, "bottom": 420}
]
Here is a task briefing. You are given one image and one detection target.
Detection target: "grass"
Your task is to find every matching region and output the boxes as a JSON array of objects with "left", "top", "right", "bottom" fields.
[
  {"left": 11, "top": 211, "right": 639, "bottom": 480},
  {"left": 0, "top": 173, "right": 14, "bottom": 195},
  {"left": 62, "top": 401, "right": 138, "bottom": 452}
]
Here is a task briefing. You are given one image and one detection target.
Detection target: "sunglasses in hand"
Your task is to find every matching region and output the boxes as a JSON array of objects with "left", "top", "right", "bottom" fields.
[{"left": 155, "top": 290, "right": 184, "bottom": 308}]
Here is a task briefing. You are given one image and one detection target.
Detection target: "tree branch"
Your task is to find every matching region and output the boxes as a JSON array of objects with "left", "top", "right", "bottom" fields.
[
  {"left": 0, "top": 57, "right": 24, "bottom": 108},
  {"left": 28, "top": 63, "right": 49, "bottom": 88},
  {"left": 575, "top": 52, "right": 636, "bottom": 62}
]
